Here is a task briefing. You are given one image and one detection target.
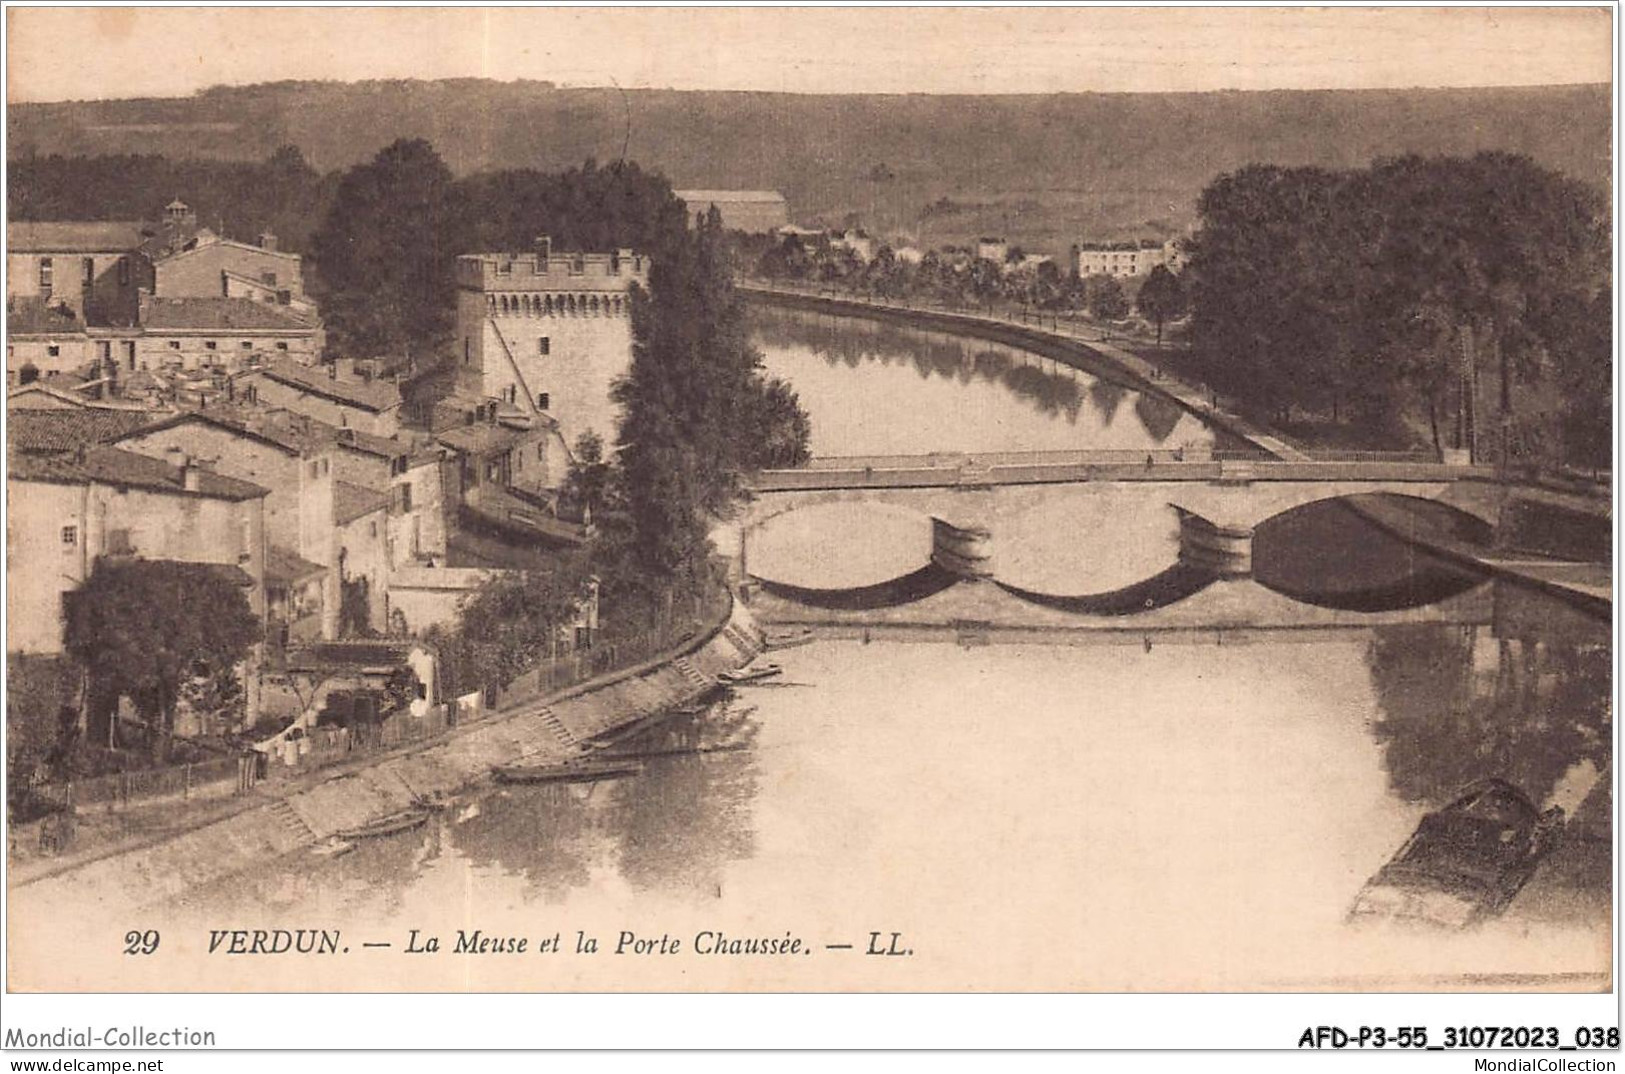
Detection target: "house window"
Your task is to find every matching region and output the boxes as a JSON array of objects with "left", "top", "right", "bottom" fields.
[
  {"left": 496, "top": 260, "right": 512, "bottom": 275},
  {"left": 261, "top": 271, "right": 277, "bottom": 286},
  {"left": 82, "top": 257, "right": 95, "bottom": 287},
  {"left": 275, "top": 342, "right": 289, "bottom": 351},
  {"left": 118, "top": 256, "right": 130, "bottom": 286},
  {"left": 537, "top": 444, "right": 545, "bottom": 461},
  {"left": 538, "top": 336, "right": 550, "bottom": 355},
  {"left": 399, "top": 484, "right": 413, "bottom": 513},
  {"left": 204, "top": 340, "right": 218, "bottom": 351},
  {"left": 38, "top": 258, "right": 53, "bottom": 292},
  {"left": 60, "top": 525, "right": 77, "bottom": 547},
  {"left": 47, "top": 345, "right": 60, "bottom": 358},
  {"left": 464, "top": 338, "right": 471, "bottom": 364},
  {"left": 369, "top": 521, "right": 378, "bottom": 538},
  {"left": 537, "top": 392, "right": 549, "bottom": 410},
  {"left": 309, "top": 460, "right": 320, "bottom": 478},
  {"left": 168, "top": 340, "right": 181, "bottom": 350},
  {"left": 97, "top": 341, "right": 111, "bottom": 361},
  {"left": 486, "top": 461, "right": 501, "bottom": 482},
  {"left": 241, "top": 341, "right": 253, "bottom": 350}
]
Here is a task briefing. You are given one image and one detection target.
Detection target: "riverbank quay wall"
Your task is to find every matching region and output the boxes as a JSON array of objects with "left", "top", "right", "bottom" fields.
[
  {"left": 8, "top": 596, "right": 764, "bottom": 912},
  {"left": 739, "top": 283, "right": 1273, "bottom": 454}
]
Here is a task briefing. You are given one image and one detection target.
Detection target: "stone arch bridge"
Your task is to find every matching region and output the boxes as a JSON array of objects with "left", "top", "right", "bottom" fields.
[{"left": 737, "top": 452, "right": 1509, "bottom": 583}]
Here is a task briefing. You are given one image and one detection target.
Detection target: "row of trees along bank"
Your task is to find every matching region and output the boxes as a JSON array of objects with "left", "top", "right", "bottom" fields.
[
  {"left": 1186, "top": 153, "right": 1609, "bottom": 469},
  {"left": 744, "top": 229, "right": 1188, "bottom": 336}
]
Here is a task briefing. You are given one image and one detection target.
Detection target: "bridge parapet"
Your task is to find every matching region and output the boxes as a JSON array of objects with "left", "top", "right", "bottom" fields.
[{"left": 748, "top": 455, "right": 1495, "bottom": 494}]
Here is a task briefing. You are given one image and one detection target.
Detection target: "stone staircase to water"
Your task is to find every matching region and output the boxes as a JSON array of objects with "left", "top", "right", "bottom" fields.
[
  {"left": 674, "top": 656, "right": 712, "bottom": 691},
  {"left": 721, "top": 623, "right": 761, "bottom": 658},
  {"left": 535, "top": 705, "right": 580, "bottom": 750},
  {"left": 266, "top": 798, "right": 319, "bottom": 849}
]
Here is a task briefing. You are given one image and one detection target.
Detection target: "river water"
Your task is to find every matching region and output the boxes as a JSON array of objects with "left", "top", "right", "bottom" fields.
[
  {"left": 162, "top": 305, "right": 1609, "bottom": 992},
  {"left": 750, "top": 304, "right": 1226, "bottom": 457}
]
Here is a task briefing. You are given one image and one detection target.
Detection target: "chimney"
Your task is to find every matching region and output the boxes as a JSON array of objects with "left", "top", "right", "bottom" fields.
[
  {"left": 534, "top": 235, "right": 552, "bottom": 268},
  {"left": 180, "top": 457, "right": 201, "bottom": 491},
  {"left": 258, "top": 231, "right": 278, "bottom": 252}
]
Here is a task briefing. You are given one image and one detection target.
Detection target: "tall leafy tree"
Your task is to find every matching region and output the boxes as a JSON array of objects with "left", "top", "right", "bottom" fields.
[
  {"left": 64, "top": 560, "right": 259, "bottom": 763},
  {"left": 1083, "top": 274, "right": 1129, "bottom": 322},
  {"left": 312, "top": 138, "right": 468, "bottom": 359},
  {"left": 1135, "top": 264, "right": 1187, "bottom": 347}
]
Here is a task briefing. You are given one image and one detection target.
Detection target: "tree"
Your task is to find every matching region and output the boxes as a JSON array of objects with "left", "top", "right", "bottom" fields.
[
  {"left": 1135, "top": 264, "right": 1187, "bottom": 347},
  {"left": 611, "top": 204, "right": 809, "bottom": 586},
  {"left": 443, "top": 561, "right": 592, "bottom": 691},
  {"left": 1187, "top": 154, "right": 1608, "bottom": 456},
  {"left": 561, "top": 431, "right": 612, "bottom": 522},
  {"left": 1084, "top": 274, "right": 1129, "bottom": 321},
  {"left": 64, "top": 560, "right": 259, "bottom": 763},
  {"left": 311, "top": 138, "right": 468, "bottom": 359}
]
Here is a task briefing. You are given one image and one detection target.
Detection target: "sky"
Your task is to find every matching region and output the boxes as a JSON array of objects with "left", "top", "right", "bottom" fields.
[{"left": 5, "top": 6, "right": 1614, "bottom": 103}]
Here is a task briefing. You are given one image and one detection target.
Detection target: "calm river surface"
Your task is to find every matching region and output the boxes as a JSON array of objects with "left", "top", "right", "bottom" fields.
[
  {"left": 750, "top": 304, "right": 1225, "bottom": 457},
  {"left": 164, "top": 307, "right": 1608, "bottom": 992}
]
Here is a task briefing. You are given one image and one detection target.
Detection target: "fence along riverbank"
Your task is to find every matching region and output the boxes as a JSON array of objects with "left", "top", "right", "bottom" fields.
[{"left": 8, "top": 593, "right": 765, "bottom": 908}]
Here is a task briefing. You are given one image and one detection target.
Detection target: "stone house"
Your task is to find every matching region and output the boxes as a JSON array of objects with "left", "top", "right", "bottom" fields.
[
  {"left": 235, "top": 357, "right": 404, "bottom": 437},
  {"left": 109, "top": 409, "right": 337, "bottom": 591},
  {"left": 5, "top": 445, "right": 268, "bottom": 671},
  {"left": 6, "top": 221, "right": 152, "bottom": 327},
  {"left": 333, "top": 481, "right": 391, "bottom": 638},
  {"left": 325, "top": 426, "right": 451, "bottom": 570},
  {"left": 135, "top": 296, "right": 322, "bottom": 371}
]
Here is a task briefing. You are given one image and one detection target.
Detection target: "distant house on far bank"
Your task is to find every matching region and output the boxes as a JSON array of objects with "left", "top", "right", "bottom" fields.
[
  {"left": 1070, "top": 238, "right": 1186, "bottom": 279},
  {"left": 674, "top": 190, "right": 790, "bottom": 233}
]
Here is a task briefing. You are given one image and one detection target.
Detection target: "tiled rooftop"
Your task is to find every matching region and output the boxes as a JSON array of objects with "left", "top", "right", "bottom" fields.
[
  {"left": 265, "top": 545, "right": 327, "bottom": 586},
  {"left": 246, "top": 357, "right": 402, "bottom": 412},
  {"left": 333, "top": 479, "right": 390, "bottom": 525},
  {"left": 8, "top": 220, "right": 151, "bottom": 253},
  {"left": 7, "top": 409, "right": 164, "bottom": 454},
  {"left": 138, "top": 296, "right": 317, "bottom": 332},
  {"left": 10, "top": 444, "right": 269, "bottom": 501}
]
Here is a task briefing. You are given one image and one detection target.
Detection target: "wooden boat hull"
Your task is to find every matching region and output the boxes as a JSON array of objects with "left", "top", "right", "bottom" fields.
[
  {"left": 492, "top": 760, "right": 644, "bottom": 784},
  {"left": 335, "top": 811, "right": 428, "bottom": 841},
  {"left": 718, "top": 664, "right": 782, "bottom": 684}
]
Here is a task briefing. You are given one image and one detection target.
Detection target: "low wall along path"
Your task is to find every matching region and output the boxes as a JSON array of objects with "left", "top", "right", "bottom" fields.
[{"left": 9, "top": 596, "right": 766, "bottom": 912}]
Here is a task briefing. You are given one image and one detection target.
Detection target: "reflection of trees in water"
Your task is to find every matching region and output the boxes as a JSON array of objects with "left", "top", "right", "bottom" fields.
[
  {"left": 447, "top": 784, "right": 598, "bottom": 903},
  {"left": 447, "top": 719, "right": 759, "bottom": 901},
  {"left": 1132, "top": 393, "right": 1184, "bottom": 444},
  {"left": 607, "top": 739, "right": 758, "bottom": 897},
  {"left": 753, "top": 307, "right": 1094, "bottom": 427},
  {"left": 1089, "top": 378, "right": 1128, "bottom": 427},
  {"left": 1366, "top": 621, "right": 1611, "bottom": 810}
]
